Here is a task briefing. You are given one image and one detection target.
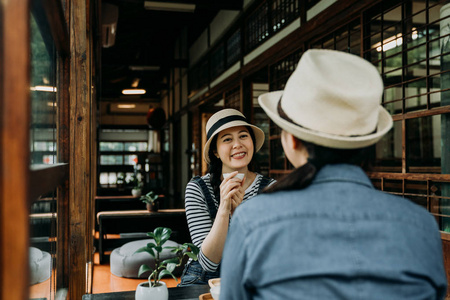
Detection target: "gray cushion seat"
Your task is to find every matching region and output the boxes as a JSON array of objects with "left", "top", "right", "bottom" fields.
[
  {"left": 110, "top": 239, "right": 185, "bottom": 278},
  {"left": 29, "top": 247, "right": 52, "bottom": 285}
]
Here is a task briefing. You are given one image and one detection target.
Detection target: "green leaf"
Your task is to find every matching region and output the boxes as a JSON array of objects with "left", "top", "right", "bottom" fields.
[
  {"left": 137, "top": 264, "right": 153, "bottom": 277},
  {"left": 185, "top": 252, "right": 198, "bottom": 260},
  {"left": 134, "top": 246, "right": 155, "bottom": 257},
  {"left": 162, "top": 257, "right": 179, "bottom": 265},
  {"left": 146, "top": 242, "right": 157, "bottom": 248},
  {"left": 153, "top": 227, "right": 164, "bottom": 244},
  {"left": 160, "top": 228, "right": 172, "bottom": 245},
  {"left": 166, "top": 263, "right": 177, "bottom": 273},
  {"left": 158, "top": 269, "right": 177, "bottom": 281}
]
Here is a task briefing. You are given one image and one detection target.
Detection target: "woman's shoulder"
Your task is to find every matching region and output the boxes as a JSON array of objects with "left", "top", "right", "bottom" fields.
[{"left": 186, "top": 174, "right": 212, "bottom": 191}]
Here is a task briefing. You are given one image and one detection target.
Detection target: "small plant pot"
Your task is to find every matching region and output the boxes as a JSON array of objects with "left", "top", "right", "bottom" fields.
[
  {"left": 146, "top": 202, "right": 159, "bottom": 212},
  {"left": 132, "top": 188, "right": 142, "bottom": 197},
  {"left": 135, "top": 281, "right": 168, "bottom": 300}
]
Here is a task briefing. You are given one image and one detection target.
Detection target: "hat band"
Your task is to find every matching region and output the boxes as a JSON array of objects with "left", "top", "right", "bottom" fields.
[
  {"left": 277, "top": 97, "right": 377, "bottom": 137},
  {"left": 207, "top": 115, "right": 248, "bottom": 140}
]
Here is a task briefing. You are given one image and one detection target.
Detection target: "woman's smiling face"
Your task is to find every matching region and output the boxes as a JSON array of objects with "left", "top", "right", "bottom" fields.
[{"left": 214, "top": 126, "right": 254, "bottom": 173}]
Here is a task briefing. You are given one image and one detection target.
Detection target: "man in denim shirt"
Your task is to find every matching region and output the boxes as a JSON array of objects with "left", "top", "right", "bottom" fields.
[{"left": 220, "top": 50, "right": 447, "bottom": 299}]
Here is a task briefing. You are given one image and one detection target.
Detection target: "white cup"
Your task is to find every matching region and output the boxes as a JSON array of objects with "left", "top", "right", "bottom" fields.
[
  {"left": 210, "top": 285, "right": 220, "bottom": 300},
  {"left": 223, "top": 173, "right": 245, "bottom": 180}
]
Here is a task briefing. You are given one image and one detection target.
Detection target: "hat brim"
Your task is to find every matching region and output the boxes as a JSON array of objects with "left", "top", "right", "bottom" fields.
[
  {"left": 258, "top": 91, "right": 393, "bottom": 149},
  {"left": 203, "top": 121, "right": 265, "bottom": 164}
]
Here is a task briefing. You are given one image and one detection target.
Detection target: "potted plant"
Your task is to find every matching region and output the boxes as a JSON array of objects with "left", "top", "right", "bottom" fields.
[
  {"left": 140, "top": 191, "right": 159, "bottom": 212},
  {"left": 134, "top": 227, "right": 199, "bottom": 300},
  {"left": 128, "top": 172, "right": 143, "bottom": 197}
]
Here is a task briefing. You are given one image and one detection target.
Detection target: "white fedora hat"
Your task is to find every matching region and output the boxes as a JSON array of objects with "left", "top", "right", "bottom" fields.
[
  {"left": 203, "top": 108, "right": 265, "bottom": 164},
  {"left": 258, "top": 49, "right": 393, "bottom": 149}
]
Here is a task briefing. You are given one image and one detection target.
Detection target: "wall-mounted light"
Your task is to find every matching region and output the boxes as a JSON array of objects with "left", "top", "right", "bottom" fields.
[
  {"left": 117, "top": 104, "right": 136, "bottom": 109},
  {"left": 129, "top": 65, "right": 160, "bottom": 71},
  {"left": 122, "top": 89, "right": 146, "bottom": 95},
  {"left": 144, "top": 1, "right": 195, "bottom": 13}
]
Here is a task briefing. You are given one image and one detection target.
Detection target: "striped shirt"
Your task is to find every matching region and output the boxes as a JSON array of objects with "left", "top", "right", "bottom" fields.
[{"left": 184, "top": 173, "right": 275, "bottom": 272}]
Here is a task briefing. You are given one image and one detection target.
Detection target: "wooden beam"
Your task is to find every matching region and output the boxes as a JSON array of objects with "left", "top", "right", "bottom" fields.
[
  {"left": 41, "top": 0, "right": 70, "bottom": 56},
  {"left": 69, "top": 0, "right": 91, "bottom": 298},
  {"left": 0, "top": 0, "right": 31, "bottom": 299},
  {"left": 57, "top": 45, "right": 71, "bottom": 290}
]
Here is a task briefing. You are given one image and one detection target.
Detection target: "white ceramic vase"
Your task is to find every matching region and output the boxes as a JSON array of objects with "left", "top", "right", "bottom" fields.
[
  {"left": 135, "top": 281, "right": 168, "bottom": 300},
  {"left": 132, "top": 188, "right": 142, "bottom": 197}
]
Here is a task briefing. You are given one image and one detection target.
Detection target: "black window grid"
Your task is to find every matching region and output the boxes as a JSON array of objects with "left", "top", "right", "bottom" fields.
[{"left": 224, "top": 86, "right": 241, "bottom": 110}]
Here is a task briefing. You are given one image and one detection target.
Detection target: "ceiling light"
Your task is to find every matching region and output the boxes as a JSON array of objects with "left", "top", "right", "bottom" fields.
[
  {"left": 129, "top": 65, "right": 160, "bottom": 71},
  {"left": 117, "top": 104, "right": 136, "bottom": 109},
  {"left": 144, "top": 1, "right": 196, "bottom": 13},
  {"left": 30, "top": 86, "right": 57, "bottom": 92},
  {"left": 122, "top": 89, "right": 146, "bottom": 95}
]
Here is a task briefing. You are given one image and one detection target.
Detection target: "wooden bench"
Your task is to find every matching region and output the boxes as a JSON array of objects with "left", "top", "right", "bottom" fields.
[{"left": 96, "top": 209, "right": 189, "bottom": 264}]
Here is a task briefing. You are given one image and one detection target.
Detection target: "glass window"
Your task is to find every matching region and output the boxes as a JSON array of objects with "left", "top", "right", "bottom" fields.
[
  {"left": 124, "top": 142, "right": 147, "bottom": 151},
  {"left": 406, "top": 115, "right": 442, "bottom": 173},
  {"left": 227, "top": 29, "right": 241, "bottom": 67},
  {"left": 311, "top": 20, "right": 361, "bottom": 55},
  {"left": 29, "top": 5, "right": 59, "bottom": 299},
  {"left": 99, "top": 142, "right": 124, "bottom": 151},
  {"left": 211, "top": 44, "right": 225, "bottom": 80},
  {"left": 374, "top": 121, "right": 402, "bottom": 172},
  {"left": 30, "top": 14, "right": 57, "bottom": 166}
]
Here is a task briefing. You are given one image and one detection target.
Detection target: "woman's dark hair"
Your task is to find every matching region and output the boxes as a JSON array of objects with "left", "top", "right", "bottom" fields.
[
  {"left": 207, "top": 126, "right": 257, "bottom": 202},
  {"left": 263, "top": 139, "right": 375, "bottom": 194}
]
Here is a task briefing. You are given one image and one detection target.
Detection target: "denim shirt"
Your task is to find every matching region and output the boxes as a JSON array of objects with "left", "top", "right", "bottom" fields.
[{"left": 220, "top": 164, "right": 447, "bottom": 300}]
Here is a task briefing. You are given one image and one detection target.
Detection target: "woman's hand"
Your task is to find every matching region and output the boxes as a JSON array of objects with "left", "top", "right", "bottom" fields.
[{"left": 219, "top": 171, "right": 244, "bottom": 216}]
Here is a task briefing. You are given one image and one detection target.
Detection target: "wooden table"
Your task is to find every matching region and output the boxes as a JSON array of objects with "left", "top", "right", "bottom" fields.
[
  {"left": 96, "top": 209, "right": 188, "bottom": 264},
  {"left": 82, "top": 284, "right": 210, "bottom": 300}
]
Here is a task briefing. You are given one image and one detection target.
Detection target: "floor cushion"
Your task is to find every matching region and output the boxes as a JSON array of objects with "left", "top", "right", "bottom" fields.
[
  {"left": 110, "top": 239, "right": 185, "bottom": 278},
  {"left": 29, "top": 247, "right": 52, "bottom": 284}
]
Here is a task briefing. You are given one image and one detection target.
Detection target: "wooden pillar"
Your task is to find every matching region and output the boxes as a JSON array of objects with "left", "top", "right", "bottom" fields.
[
  {"left": 69, "top": 0, "right": 93, "bottom": 298},
  {"left": 0, "top": 0, "right": 31, "bottom": 299}
]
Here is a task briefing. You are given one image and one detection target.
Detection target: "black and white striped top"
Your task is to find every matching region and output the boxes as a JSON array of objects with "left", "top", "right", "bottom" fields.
[{"left": 184, "top": 173, "right": 275, "bottom": 272}]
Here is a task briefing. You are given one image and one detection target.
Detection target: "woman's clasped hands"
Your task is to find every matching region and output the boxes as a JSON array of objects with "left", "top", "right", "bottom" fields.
[{"left": 220, "top": 171, "right": 245, "bottom": 216}]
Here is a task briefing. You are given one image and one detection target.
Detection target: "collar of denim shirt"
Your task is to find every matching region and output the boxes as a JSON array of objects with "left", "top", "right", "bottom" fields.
[{"left": 311, "top": 164, "right": 374, "bottom": 189}]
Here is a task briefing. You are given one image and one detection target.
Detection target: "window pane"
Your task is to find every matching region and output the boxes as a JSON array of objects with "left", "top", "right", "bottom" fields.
[
  {"left": 99, "top": 142, "right": 124, "bottom": 151},
  {"left": 406, "top": 115, "right": 442, "bottom": 173},
  {"left": 374, "top": 121, "right": 402, "bottom": 172},
  {"left": 30, "top": 14, "right": 57, "bottom": 166},
  {"left": 100, "top": 155, "right": 123, "bottom": 165},
  {"left": 124, "top": 142, "right": 147, "bottom": 151}
]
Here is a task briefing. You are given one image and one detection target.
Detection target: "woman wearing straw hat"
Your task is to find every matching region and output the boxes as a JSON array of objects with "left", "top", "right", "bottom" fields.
[
  {"left": 220, "top": 50, "right": 447, "bottom": 299},
  {"left": 178, "top": 108, "right": 275, "bottom": 286}
]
